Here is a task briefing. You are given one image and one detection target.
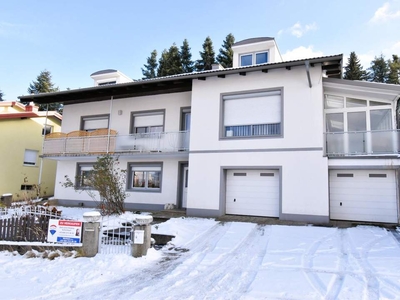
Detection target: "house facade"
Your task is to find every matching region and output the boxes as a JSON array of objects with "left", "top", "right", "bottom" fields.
[
  {"left": 19, "top": 37, "right": 400, "bottom": 224},
  {"left": 0, "top": 102, "right": 62, "bottom": 201}
]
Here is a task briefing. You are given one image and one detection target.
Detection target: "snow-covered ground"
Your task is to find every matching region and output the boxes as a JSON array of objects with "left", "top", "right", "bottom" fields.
[{"left": 1, "top": 207, "right": 400, "bottom": 299}]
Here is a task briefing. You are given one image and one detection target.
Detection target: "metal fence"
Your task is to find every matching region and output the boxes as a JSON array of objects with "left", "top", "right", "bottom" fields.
[{"left": 99, "top": 215, "right": 134, "bottom": 255}]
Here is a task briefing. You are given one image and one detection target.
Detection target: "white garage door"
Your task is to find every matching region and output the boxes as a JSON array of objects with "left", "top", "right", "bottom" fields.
[
  {"left": 330, "top": 170, "right": 398, "bottom": 223},
  {"left": 226, "top": 169, "right": 279, "bottom": 217}
]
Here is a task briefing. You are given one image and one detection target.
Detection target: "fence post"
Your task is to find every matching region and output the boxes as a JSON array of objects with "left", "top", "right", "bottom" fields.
[
  {"left": 82, "top": 211, "right": 101, "bottom": 257},
  {"left": 132, "top": 216, "right": 153, "bottom": 258}
]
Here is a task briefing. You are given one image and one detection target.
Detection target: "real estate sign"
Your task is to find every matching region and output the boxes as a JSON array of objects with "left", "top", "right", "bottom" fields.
[{"left": 47, "top": 219, "right": 82, "bottom": 244}]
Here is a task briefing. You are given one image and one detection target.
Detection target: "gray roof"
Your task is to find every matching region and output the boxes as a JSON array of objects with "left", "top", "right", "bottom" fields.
[
  {"left": 90, "top": 69, "right": 118, "bottom": 76},
  {"left": 233, "top": 37, "right": 275, "bottom": 47},
  {"left": 19, "top": 54, "right": 343, "bottom": 105}
]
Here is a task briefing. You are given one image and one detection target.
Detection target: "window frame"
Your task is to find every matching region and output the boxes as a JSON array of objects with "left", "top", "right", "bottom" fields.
[
  {"left": 80, "top": 114, "right": 110, "bottom": 132},
  {"left": 42, "top": 125, "right": 53, "bottom": 136},
  {"left": 324, "top": 94, "right": 395, "bottom": 133},
  {"left": 220, "top": 88, "right": 284, "bottom": 140},
  {"left": 130, "top": 109, "right": 165, "bottom": 134},
  {"left": 239, "top": 51, "right": 269, "bottom": 66},
  {"left": 127, "top": 162, "right": 163, "bottom": 193},
  {"left": 23, "top": 149, "right": 38, "bottom": 166},
  {"left": 76, "top": 163, "right": 95, "bottom": 190}
]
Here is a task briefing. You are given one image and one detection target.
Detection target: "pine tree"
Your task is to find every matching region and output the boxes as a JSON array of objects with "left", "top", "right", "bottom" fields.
[
  {"left": 141, "top": 50, "right": 158, "bottom": 79},
  {"left": 0, "top": 90, "right": 4, "bottom": 101},
  {"left": 387, "top": 54, "right": 400, "bottom": 84},
  {"left": 28, "top": 70, "right": 61, "bottom": 112},
  {"left": 157, "top": 44, "right": 182, "bottom": 77},
  {"left": 196, "top": 36, "right": 216, "bottom": 71},
  {"left": 368, "top": 54, "right": 389, "bottom": 83},
  {"left": 216, "top": 33, "right": 235, "bottom": 68},
  {"left": 343, "top": 52, "right": 368, "bottom": 81},
  {"left": 180, "top": 39, "right": 194, "bottom": 73}
]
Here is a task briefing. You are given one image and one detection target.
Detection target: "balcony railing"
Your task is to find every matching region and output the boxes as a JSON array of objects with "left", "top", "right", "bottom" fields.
[
  {"left": 43, "top": 131, "right": 190, "bottom": 156},
  {"left": 325, "top": 129, "right": 400, "bottom": 156}
]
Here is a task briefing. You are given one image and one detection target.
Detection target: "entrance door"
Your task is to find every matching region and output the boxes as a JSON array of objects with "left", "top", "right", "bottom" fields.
[{"left": 182, "top": 166, "right": 189, "bottom": 208}]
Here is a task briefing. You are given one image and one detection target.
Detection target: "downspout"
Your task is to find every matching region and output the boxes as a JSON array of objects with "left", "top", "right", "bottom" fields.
[
  {"left": 37, "top": 104, "right": 49, "bottom": 200},
  {"left": 305, "top": 60, "right": 312, "bottom": 88},
  {"left": 106, "top": 96, "right": 113, "bottom": 153}
]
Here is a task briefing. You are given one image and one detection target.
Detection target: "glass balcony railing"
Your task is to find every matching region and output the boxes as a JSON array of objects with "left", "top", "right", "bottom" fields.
[
  {"left": 43, "top": 131, "right": 190, "bottom": 156},
  {"left": 325, "top": 130, "right": 400, "bottom": 156}
]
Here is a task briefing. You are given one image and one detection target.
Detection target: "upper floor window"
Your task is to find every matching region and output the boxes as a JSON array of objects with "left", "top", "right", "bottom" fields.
[
  {"left": 131, "top": 110, "right": 164, "bottom": 134},
  {"left": 222, "top": 90, "right": 282, "bottom": 138},
  {"left": 324, "top": 95, "right": 393, "bottom": 133},
  {"left": 42, "top": 125, "right": 53, "bottom": 136},
  {"left": 24, "top": 149, "right": 38, "bottom": 166},
  {"left": 240, "top": 51, "right": 268, "bottom": 66},
  {"left": 81, "top": 114, "right": 109, "bottom": 132},
  {"left": 98, "top": 81, "right": 116, "bottom": 86}
]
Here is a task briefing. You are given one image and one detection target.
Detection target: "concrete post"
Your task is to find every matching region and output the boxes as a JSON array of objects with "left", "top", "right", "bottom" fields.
[
  {"left": 132, "top": 215, "right": 153, "bottom": 258},
  {"left": 1, "top": 194, "right": 12, "bottom": 207},
  {"left": 82, "top": 211, "right": 102, "bottom": 257}
]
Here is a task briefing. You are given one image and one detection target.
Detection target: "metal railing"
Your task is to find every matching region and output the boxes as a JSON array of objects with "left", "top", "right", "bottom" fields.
[
  {"left": 43, "top": 131, "right": 190, "bottom": 155},
  {"left": 325, "top": 129, "right": 400, "bottom": 156}
]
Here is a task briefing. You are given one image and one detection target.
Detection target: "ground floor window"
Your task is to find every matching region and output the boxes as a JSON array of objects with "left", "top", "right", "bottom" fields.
[
  {"left": 76, "top": 163, "right": 94, "bottom": 189},
  {"left": 128, "top": 163, "right": 162, "bottom": 192}
]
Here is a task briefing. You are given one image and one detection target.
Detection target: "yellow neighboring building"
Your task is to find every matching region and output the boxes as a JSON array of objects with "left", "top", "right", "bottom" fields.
[{"left": 0, "top": 101, "right": 62, "bottom": 202}]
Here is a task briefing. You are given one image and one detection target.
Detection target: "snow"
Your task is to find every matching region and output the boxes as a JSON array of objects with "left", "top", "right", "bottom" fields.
[{"left": 1, "top": 208, "right": 400, "bottom": 299}]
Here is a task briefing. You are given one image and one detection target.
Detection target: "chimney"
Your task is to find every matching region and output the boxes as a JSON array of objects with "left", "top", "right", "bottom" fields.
[
  {"left": 211, "top": 64, "right": 224, "bottom": 70},
  {"left": 25, "top": 102, "right": 39, "bottom": 112}
]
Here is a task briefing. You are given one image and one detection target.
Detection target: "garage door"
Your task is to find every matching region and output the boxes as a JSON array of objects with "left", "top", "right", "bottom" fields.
[
  {"left": 330, "top": 170, "right": 398, "bottom": 223},
  {"left": 226, "top": 169, "right": 279, "bottom": 217}
]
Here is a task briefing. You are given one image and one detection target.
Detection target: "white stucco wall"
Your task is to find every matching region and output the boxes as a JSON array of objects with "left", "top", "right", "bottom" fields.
[
  {"left": 190, "top": 65, "right": 325, "bottom": 151},
  {"left": 54, "top": 156, "right": 184, "bottom": 206},
  {"left": 61, "top": 91, "right": 191, "bottom": 134},
  {"left": 187, "top": 64, "right": 329, "bottom": 218},
  {"left": 187, "top": 151, "right": 329, "bottom": 217}
]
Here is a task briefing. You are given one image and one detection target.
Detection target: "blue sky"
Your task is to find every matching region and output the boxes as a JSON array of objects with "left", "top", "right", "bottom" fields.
[{"left": 1, "top": 0, "right": 399, "bottom": 101}]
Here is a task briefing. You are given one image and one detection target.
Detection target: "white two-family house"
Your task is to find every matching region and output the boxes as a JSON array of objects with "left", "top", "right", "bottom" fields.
[{"left": 20, "top": 37, "right": 400, "bottom": 224}]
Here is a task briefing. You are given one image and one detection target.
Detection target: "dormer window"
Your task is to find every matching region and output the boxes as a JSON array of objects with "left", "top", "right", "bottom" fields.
[
  {"left": 240, "top": 51, "right": 269, "bottom": 66},
  {"left": 98, "top": 81, "right": 116, "bottom": 86}
]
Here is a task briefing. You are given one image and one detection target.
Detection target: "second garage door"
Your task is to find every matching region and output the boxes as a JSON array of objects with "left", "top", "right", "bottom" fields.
[
  {"left": 330, "top": 169, "right": 398, "bottom": 223},
  {"left": 226, "top": 169, "right": 279, "bottom": 217}
]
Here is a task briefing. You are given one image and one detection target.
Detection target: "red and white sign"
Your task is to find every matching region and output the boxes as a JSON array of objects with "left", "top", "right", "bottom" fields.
[{"left": 47, "top": 219, "right": 82, "bottom": 244}]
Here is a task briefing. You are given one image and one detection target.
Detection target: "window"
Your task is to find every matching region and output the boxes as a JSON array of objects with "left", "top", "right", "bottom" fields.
[
  {"left": 81, "top": 115, "right": 109, "bottom": 132},
  {"left": 240, "top": 51, "right": 268, "bottom": 66},
  {"left": 131, "top": 110, "right": 164, "bottom": 134},
  {"left": 24, "top": 149, "right": 38, "bottom": 166},
  {"left": 98, "top": 81, "right": 116, "bottom": 86},
  {"left": 42, "top": 125, "right": 53, "bottom": 136},
  {"left": 128, "top": 163, "right": 162, "bottom": 192},
  {"left": 21, "top": 184, "right": 33, "bottom": 190},
  {"left": 76, "top": 163, "right": 94, "bottom": 189},
  {"left": 222, "top": 90, "right": 282, "bottom": 138}
]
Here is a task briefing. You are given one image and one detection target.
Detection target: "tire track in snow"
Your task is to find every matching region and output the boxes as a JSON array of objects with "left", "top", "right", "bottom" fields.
[
  {"left": 40, "top": 222, "right": 237, "bottom": 300},
  {"left": 344, "top": 228, "right": 400, "bottom": 300},
  {"left": 323, "top": 229, "right": 348, "bottom": 300},
  {"left": 301, "top": 230, "right": 339, "bottom": 298},
  {"left": 131, "top": 222, "right": 260, "bottom": 299}
]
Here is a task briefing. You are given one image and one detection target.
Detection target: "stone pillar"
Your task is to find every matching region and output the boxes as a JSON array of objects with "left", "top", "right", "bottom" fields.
[
  {"left": 82, "top": 211, "right": 102, "bottom": 257},
  {"left": 132, "top": 215, "right": 153, "bottom": 258},
  {"left": 1, "top": 194, "right": 12, "bottom": 207}
]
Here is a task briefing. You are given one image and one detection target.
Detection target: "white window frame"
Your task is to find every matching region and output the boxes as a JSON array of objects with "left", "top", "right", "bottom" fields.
[
  {"left": 239, "top": 51, "right": 269, "bottom": 66},
  {"left": 221, "top": 89, "right": 283, "bottom": 139},
  {"left": 324, "top": 94, "right": 395, "bottom": 133},
  {"left": 128, "top": 163, "right": 162, "bottom": 192},
  {"left": 24, "top": 149, "right": 38, "bottom": 166}
]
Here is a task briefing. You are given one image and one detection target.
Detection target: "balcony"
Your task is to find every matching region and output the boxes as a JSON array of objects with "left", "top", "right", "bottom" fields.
[
  {"left": 43, "top": 129, "right": 190, "bottom": 156},
  {"left": 325, "top": 130, "right": 400, "bottom": 157}
]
